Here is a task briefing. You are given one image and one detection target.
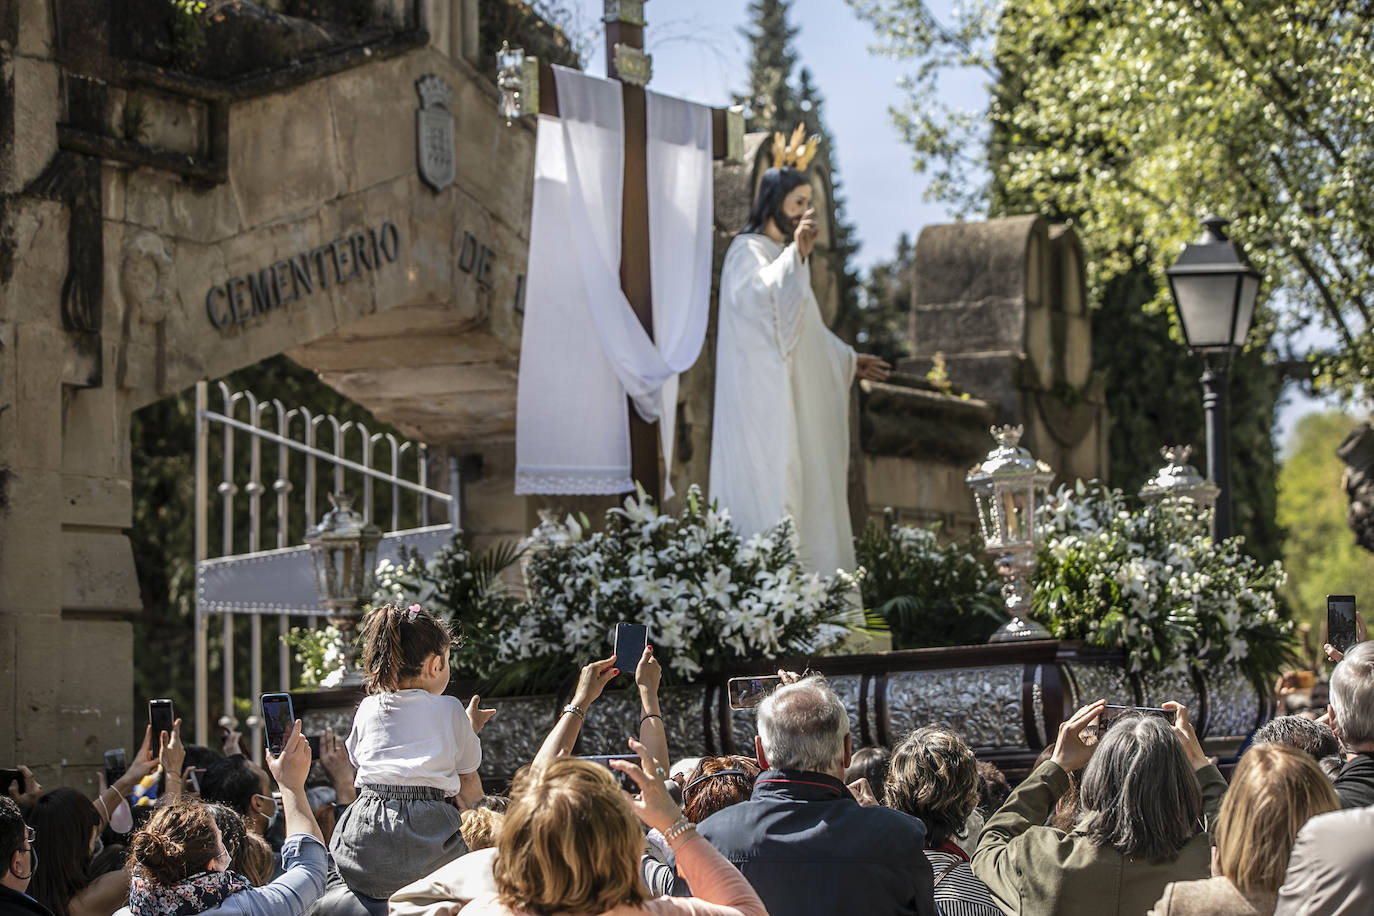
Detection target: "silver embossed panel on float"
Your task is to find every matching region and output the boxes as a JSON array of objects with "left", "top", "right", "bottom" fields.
[
  {"left": 1138, "top": 669, "right": 1200, "bottom": 715},
  {"left": 732, "top": 675, "right": 864, "bottom": 756},
  {"left": 577, "top": 692, "right": 643, "bottom": 756},
  {"left": 886, "top": 666, "right": 1023, "bottom": 749},
  {"left": 1063, "top": 662, "right": 1133, "bottom": 711},
  {"left": 1205, "top": 668, "right": 1262, "bottom": 739},
  {"left": 474, "top": 694, "right": 555, "bottom": 778}
]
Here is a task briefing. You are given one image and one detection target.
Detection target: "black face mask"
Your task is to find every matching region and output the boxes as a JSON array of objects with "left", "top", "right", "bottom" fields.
[{"left": 772, "top": 206, "right": 799, "bottom": 240}]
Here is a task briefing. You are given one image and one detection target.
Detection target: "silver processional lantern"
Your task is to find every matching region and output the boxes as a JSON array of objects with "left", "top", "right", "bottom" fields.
[
  {"left": 966, "top": 425, "right": 1055, "bottom": 642},
  {"left": 1139, "top": 445, "right": 1219, "bottom": 532},
  {"left": 305, "top": 492, "right": 383, "bottom": 686}
]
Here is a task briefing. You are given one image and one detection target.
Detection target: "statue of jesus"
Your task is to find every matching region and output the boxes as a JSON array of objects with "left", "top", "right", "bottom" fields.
[{"left": 709, "top": 156, "right": 891, "bottom": 576}]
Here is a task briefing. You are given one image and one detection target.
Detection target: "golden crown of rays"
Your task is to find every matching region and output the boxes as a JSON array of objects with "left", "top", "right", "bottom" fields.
[{"left": 771, "top": 124, "right": 820, "bottom": 171}]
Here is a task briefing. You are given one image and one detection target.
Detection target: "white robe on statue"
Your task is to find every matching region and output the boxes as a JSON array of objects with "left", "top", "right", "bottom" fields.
[{"left": 710, "top": 233, "right": 858, "bottom": 575}]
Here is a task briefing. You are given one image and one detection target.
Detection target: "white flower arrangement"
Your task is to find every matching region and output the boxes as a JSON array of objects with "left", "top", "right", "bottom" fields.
[
  {"left": 1031, "top": 481, "right": 1291, "bottom": 684},
  {"left": 500, "top": 486, "right": 863, "bottom": 680}
]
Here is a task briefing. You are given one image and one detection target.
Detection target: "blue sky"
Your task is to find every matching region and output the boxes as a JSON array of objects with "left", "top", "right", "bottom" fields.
[
  {"left": 562, "top": 0, "right": 1335, "bottom": 448},
  {"left": 566, "top": 0, "right": 983, "bottom": 273}
]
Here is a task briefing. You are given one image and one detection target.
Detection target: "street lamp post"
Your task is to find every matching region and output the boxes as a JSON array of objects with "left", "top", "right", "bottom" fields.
[{"left": 1164, "top": 215, "right": 1260, "bottom": 542}]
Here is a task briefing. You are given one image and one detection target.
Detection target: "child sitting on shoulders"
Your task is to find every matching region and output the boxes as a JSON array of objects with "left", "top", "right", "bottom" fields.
[{"left": 330, "top": 602, "right": 490, "bottom": 900}]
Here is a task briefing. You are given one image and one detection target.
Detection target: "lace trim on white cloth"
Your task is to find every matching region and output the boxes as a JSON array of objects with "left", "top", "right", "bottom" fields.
[{"left": 514, "top": 467, "right": 635, "bottom": 495}]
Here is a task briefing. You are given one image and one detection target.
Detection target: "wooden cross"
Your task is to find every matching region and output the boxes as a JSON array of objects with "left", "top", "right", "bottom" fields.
[{"left": 531, "top": 0, "right": 743, "bottom": 503}]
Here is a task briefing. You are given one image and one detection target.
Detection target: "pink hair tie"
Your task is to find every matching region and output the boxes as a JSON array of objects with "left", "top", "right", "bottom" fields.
[{"left": 407, "top": 604, "right": 422, "bottom": 622}]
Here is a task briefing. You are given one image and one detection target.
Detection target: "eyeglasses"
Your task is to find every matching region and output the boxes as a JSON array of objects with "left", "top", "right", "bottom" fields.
[{"left": 23, "top": 827, "right": 35, "bottom": 845}]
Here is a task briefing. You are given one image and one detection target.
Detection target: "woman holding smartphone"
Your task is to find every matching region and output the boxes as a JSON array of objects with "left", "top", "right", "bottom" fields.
[{"left": 113, "top": 721, "right": 326, "bottom": 916}]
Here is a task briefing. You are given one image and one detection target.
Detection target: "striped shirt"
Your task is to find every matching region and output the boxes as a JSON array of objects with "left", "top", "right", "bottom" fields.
[{"left": 926, "top": 849, "right": 1002, "bottom": 916}]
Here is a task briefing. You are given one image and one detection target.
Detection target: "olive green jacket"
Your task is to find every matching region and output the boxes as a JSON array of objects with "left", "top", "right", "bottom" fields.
[{"left": 971, "top": 760, "right": 1228, "bottom": 916}]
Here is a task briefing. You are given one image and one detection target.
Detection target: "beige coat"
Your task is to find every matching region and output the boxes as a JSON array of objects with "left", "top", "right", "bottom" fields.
[
  {"left": 1151, "top": 876, "right": 1277, "bottom": 916},
  {"left": 972, "top": 760, "right": 1228, "bottom": 916}
]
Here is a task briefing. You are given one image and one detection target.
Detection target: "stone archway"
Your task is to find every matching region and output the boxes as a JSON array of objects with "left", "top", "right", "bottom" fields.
[{"left": 0, "top": 23, "right": 536, "bottom": 783}]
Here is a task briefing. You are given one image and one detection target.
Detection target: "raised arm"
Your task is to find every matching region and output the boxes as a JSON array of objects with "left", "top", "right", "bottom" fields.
[
  {"left": 723, "top": 236, "right": 810, "bottom": 358},
  {"left": 533, "top": 656, "right": 618, "bottom": 768},
  {"left": 267, "top": 719, "right": 325, "bottom": 844},
  {"left": 636, "top": 646, "right": 670, "bottom": 775},
  {"left": 614, "top": 739, "right": 765, "bottom": 916},
  {"left": 974, "top": 700, "right": 1104, "bottom": 911}
]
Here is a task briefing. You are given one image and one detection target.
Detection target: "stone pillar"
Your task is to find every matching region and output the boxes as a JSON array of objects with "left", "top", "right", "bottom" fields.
[
  {"left": 900, "top": 215, "right": 1108, "bottom": 486},
  {"left": 0, "top": 0, "right": 139, "bottom": 789}
]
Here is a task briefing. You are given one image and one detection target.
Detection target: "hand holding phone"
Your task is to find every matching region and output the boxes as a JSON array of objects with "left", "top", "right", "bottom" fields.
[
  {"left": 0, "top": 769, "right": 21, "bottom": 798},
  {"left": 260, "top": 693, "right": 296, "bottom": 756},
  {"left": 612, "top": 624, "right": 648, "bottom": 677},
  {"left": 1328, "top": 595, "right": 1359, "bottom": 656}
]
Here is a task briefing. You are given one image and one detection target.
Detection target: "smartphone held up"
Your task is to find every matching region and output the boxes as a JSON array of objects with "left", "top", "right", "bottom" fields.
[
  {"left": 728, "top": 675, "right": 783, "bottom": 710},
  {"left": 149, "top": 698, "right": 175, "bottom": 737},
  {"left": 260, "top": 692, "right": 295, "bottom": 755},
  {"left": 612, "top": 623, "right": 648, "bottom": 673},
  {"left": 1328, "top": 594, "right": 1359, "bottom": 655}
]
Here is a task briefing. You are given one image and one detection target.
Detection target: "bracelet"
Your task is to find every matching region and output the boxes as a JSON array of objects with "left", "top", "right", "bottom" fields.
[
  {"left": 663, "top": 816, "right": 695, "bottom": 845},
  {"left": 562, "top": 704, "right": 585, "bottom": 720},
  {"left": 640, "top": 713, "right": 663, "bottom": 726}
]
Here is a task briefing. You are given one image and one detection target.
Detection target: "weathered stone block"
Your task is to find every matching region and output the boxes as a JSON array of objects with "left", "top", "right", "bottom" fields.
[
  {"left": 60, "top": 618, "right": 134, "bottom": 771},
  {"left": 16, "top": 0, "right": 54, "bottom": 57},
  {"left": 229, "top": 80, "right": 343, "bottom": 229},
  {"left": 329, "top": 57, "right": 412, "bottom": 195},
  {"left": 6, "top": 200, "right": 69, "bottom": 321},
  {"left": 8, "top": 56, "right": 58, "bottom": 193},
  {"left": 912, "top": 215, "right": 1040, "bottom": 311},
  {"left": 60, "top": 530, "right": 141, "bottom": 615},
  {"left": 15, "top": 322, "right": 64, "bottom": 471},
  {"left": 13, "top": 614, "right": 64, "bottom": 766},
  {"left": 61, "top": 474, "right": 133, "bottom": 528},
  {"left": 0, "top": 469, "right": 63, "bottom": 610},
  {"left": 60, "top": 381, "right": 128, "bottom": 478},
  {"left": 0, "top": 615, "right": 17, "bottom": 759}
]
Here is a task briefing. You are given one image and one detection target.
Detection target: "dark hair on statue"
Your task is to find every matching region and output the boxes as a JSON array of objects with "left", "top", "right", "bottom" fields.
[
  {"left": 24, "top": 788, "right": 100, "bottom": 916},
  {"left": 127, "top": 802, "right": 221, "bottom": 887},
  {"left": 360, "top": 602, "right": 452, "bottom": 694},
  {"left": 741, "top": 167, "right": 810, "bottom": 236}
]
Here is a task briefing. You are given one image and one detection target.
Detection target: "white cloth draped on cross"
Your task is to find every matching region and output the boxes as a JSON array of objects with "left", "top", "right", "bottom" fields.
[{"left": 515, "top": 65, "right": 714, "bottom": 497}]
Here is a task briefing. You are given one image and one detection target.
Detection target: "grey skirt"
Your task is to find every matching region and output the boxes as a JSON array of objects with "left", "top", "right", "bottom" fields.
[{"left": 329, "top": 784, "right": 469, "bottom": 900}]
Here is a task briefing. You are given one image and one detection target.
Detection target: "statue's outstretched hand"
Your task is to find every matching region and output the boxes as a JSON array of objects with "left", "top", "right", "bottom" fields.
[{"left": 856, "top": 354, "right": 892, "bottom": 382}]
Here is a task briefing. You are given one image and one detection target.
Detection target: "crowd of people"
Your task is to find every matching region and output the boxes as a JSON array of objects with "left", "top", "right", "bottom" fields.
[{"left": 7, "top": 602, "right": 1374, "bottom": 916}]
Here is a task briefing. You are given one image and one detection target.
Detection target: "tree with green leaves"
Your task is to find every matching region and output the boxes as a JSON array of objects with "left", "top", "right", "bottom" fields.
[
  {"left": 856, "top": 232, "right": 915, "bottom": 365},
  {"left": 734, "top": 0, "right": 804, "bottom": 132},
  {"left": 848, "top": 0, "right": 1374, "bottom": 395},
  {"left": 848, "top": 0, "right": 1296, "bottom": 562},
  {"left": 1278, "top": 411, "right": 1374, "bottom": 644}
]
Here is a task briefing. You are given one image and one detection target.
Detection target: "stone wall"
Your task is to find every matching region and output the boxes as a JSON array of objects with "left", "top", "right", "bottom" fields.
[{"left": 0, "top": 0, "right": 526, "bottom": 782}]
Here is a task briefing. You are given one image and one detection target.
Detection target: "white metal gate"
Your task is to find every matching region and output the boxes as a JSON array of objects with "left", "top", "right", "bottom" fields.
[{"left": 192, "top": 379, "right": 460, "bottom": 757}]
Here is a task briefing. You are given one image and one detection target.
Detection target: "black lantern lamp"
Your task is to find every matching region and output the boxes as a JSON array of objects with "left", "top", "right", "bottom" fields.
[
  {"left": 1164, "top": 216, "right": 1260, "bottom": 541},
  {"left": 305, "top": 493, "right": 383, "bottom": 686}
]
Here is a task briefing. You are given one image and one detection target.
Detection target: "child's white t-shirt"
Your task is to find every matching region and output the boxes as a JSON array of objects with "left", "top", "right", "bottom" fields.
[{"left": 345, "top": 689, "right": 482, "bottom": 795}]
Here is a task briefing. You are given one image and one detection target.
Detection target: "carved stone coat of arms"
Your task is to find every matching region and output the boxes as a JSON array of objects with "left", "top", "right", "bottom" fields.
[{"left": 416, "top": 75, "right": 455, "bottom": 192}]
